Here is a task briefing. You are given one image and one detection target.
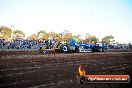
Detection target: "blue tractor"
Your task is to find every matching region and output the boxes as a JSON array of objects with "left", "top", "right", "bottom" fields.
[{"left": 54, "top": 38, "right": 106, "bottom": 53}]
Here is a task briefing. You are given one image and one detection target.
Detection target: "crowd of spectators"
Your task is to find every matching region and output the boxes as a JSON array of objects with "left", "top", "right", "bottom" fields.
[
  {"left": 0, "top": 38, "right": 132, "bottom": 50},
  {"left": 0, "top": 38, "right": 56, "bottom": 50}
]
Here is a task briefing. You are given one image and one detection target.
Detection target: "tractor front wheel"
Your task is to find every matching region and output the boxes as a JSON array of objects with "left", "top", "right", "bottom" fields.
[{"left": 78, "top": 46, "right": 85, "bottom": 52}]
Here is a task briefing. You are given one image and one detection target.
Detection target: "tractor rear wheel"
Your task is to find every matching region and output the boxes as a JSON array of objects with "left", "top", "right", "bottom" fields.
[{"left": 60, "top": 45, "right": 69, "bottom": 53}]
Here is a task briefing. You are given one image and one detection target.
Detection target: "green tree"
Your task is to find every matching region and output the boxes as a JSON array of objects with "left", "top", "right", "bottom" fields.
[
  {"left": 48, "top": 32, "right": 57, "bottom": 39},
  {"left": 0, "top": 26, "right": 12, "bottom": 40},
  {"left": 41, "top": 34, "right": 49, "bottom": 40},
  {"left": 37, "top": 30, "right": 48, "bottom": 40},
  {"left": 63, "top": 33, "right": 72, "bottom": 42},
  {"left": 62, "top": 30, "right": 70, "bottom": 41},
  {"left": 85, "top": 34, "right": 98, "bottom": 43},
  {"left": 102, "top": 35, "right": 114, "bottom": 44},
  {"left": 28, "top": 34, "right": 38, "bottom": 40},
  {"left": 56, "top": 33, "right": 62, "bottom": 42},
  {"left": 13, "top": 30, "right": 25, "bottom": 40}
]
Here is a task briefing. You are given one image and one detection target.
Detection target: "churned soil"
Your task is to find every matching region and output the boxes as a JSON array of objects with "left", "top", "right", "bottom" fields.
[{"left": 0, "top": 50, "right": 132, "bottom": 88}]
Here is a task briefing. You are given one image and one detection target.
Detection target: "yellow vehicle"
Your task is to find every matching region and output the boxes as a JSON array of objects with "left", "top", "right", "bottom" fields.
[
  {"left": 53, "top": 41, "right": 70, "bottom": 53},
  {"left": 39, "top": 42, "right": 66, "bottom": 54},
  {"left": 39, "top": 45, "right": 46, "bottom": 53}
]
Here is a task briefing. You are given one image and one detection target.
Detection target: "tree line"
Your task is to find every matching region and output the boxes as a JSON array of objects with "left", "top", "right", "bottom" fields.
[{"left": 0, "top": 26, "right": 114, "bottom": 44}]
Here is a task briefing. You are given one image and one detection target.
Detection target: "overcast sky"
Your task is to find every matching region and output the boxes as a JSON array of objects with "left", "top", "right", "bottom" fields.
[{"left": 0, "top": 0, "right": 132, "bottom": 43}]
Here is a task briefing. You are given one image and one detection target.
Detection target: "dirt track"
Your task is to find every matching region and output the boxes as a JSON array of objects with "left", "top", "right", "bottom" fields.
[{"left": 0, "top": 50, "right": 132, "bottom": 88}]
